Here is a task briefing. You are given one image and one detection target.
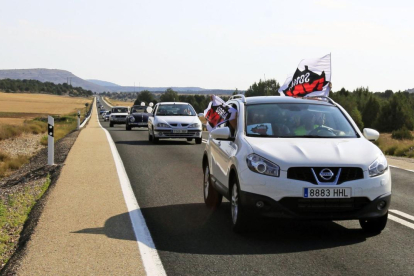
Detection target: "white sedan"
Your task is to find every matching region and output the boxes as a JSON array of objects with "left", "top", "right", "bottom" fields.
[{"left": 148, "top": 102, "right": 203, "bottom": 144}]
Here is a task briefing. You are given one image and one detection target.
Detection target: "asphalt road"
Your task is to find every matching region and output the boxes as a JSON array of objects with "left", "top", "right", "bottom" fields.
[{"left": 97, "top": 99, "right": 414, "bottom": 275}]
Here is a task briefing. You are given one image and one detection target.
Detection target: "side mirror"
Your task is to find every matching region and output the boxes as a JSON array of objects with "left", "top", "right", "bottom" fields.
[
  {"left": 198, "top": 113, "right": 204, "bottom": 117},
  {"left": 211, "top": 127, "right": 231, "bottom": 140},
  {"left": 363, "top": 128, "right": 379, "bottom": 141},
  {"left": 146, "top": 107, "right": 153, "bottom": 113}
]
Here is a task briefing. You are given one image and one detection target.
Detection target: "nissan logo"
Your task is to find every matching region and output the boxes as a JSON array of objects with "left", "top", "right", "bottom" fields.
[{"left": 319, "top": 168, "right": 334, "bottom": 180}]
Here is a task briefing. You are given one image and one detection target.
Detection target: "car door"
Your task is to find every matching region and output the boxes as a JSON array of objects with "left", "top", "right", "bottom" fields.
[
  {"left": 148, "top": 104, "right": 158, "bottom": 131},
  {"left": 209, "top": 102, "right": 239, "bottom": 191}
]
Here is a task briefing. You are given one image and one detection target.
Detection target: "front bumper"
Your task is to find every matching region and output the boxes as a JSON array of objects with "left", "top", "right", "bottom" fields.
[
  {"left": 110, "top": 119, "right": 127, "bottom": 124},
  {"left": 240, "top": 191, "right": 391, "bottom": 220},
  {"left": 128, "top": 122, "right": 148, "bottom": 127},
  {"left": 154, "top": 129, "right": 202, "bottom": 138}
]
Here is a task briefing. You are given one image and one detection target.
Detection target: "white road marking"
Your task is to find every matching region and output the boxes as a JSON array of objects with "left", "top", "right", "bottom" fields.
[
  {"left": 96, "top": 102, "right": 166, "bottom": 276},
  {"left": 389, "top": 165, "right": 414, "bottom": 173},
  {"left": 79, "top": 98, "right": 95, "bottom": 128},
  {"left": 389, "top": 214, "right": 414, "bottom": 230},
  {"left": 389, "top": 209, "right": 414, "bottom": 222}
]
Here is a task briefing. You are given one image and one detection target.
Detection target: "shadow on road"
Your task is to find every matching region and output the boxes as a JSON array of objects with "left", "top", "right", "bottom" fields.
[{"left": 72, "top": 203, "right": 369, "bottom": 255}]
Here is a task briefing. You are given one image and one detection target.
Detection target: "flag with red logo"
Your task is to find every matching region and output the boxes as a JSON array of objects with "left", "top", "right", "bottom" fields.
[
  {"left": 279, "top": 54, "right": 331, "bottom": 97},
  {"left": 204, "top": 95, "right": 237, "bottom": 132}
]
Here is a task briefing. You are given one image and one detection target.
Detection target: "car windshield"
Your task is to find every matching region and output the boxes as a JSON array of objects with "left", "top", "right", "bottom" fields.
[
  {"left": 112, "top": 107, "right": 128, "bottom": 113},
  {"left": 131, "top": 106, "right": 146, "bottom": 113},
  {"left": 156, "top": 104, "right": 196, "bottom": 116},
  {"left": 245, "top": 103, "right": 358, "bottom": 138}
]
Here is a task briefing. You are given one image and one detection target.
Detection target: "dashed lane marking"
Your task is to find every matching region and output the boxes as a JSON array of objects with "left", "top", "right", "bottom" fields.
[
  {"left": 389, "top": 209, "right": 414, "bottom": 222},
  {"left": 389, "top": 213, "right": 414, "bottom": 230},
  {"left": 96, "top": 104, "right": 167, "bottom": 276}
]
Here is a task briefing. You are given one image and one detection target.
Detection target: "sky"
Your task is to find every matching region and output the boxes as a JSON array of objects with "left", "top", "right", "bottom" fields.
[{"left": 1, "top": 0, "right": 413, "bottom": 91}]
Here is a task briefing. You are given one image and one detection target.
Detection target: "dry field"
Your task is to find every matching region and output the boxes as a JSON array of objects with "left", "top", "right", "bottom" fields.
[
  {"left": 376, "top": 132, "right": 414, "bottom": 157},
  {"left": 103, "top": 97, "right": 134, "bottom": 107},
  {"left": 0, "top": 92, "right": 92, "bottom": 116}
]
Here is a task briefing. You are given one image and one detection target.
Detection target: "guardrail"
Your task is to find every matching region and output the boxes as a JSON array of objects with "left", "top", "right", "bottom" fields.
[{"left": 79, "top": 97, "right": 95, "bottom": 129}]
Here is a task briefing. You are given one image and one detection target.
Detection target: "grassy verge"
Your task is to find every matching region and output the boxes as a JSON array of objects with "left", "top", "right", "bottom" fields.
[
  {"left": 0, "top": 176, "right": 51, "bottom": 267},
  {"left": 0, "top": 153, "right": 29, "bottom": 178},
  {"left": 376, "top": 132, "right": 414, "bottom": 158},
  {"left": 0, "top": 121, "right": 47, "bottom": 141}
]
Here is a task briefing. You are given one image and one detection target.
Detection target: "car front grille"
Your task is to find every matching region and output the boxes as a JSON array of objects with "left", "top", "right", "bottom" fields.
[
  {"left": 169, "top": 124, "right": 189, "bottom": 127},
  {"left": 159, "top": 130, "right": 200, "bottom": 137},
  {"left": 287, "top": 167, "right": 363, "bottom": 185},
  {"left": 115, "top": 115, "right": 126, "bottom": 118},
  {"left": 279, "top": 197, "right": 370, "bottom": 214}
]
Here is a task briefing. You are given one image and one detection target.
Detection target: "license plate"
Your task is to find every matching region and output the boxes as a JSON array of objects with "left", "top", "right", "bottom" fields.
[
  {"left": 303, "top": 188, "right": 351, "bottom": 198},
  {"left": 173, "top": 129, "right": 188, "bottom": 133}
]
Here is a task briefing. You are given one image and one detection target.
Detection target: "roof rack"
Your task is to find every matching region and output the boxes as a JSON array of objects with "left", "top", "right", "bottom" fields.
[
  {"left": 304, "top": 96, "right": 336, "bottom": 105},
  {"left": 229, "top": 94, "right": 246, "bottom": 103}
]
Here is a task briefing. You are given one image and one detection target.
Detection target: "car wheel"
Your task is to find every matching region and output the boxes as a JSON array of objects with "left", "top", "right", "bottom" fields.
[
  {"left": 359, "top": 212, "right": 388, "bottom": 234},
  {"left": 187, "top": 138, "right": 193, "bottom": 141},
  {"left": 110, "top": 122, "right": 114, "bottom": 127},
  {"left": 152, "top": 127, "right": 159, "bottom": 143},
  {"left": 195, "top": 138, "right": 202, "bottom": 144},
  {"left": 148, "top": 130, "right": 153, "bottom": 141},
  {"left": 126, "top": 124, "right": 131, "bottom": 131},
  {"left": 203, "top": 164, "right": 222, "bottom": 210},
  {"left": 231, "top": 177, "right": 248, "bottom": 233}
]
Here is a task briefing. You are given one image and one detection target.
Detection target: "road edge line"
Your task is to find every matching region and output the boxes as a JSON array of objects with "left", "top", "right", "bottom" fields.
[
  {"left": 389, "top": 165, "right": 414, "bottom": 173},
  {"left": 389, "top": 214, "right": 414, "bottom": 230},
  {"left": 96, "top": 108, "right": 166, "bottom": 276}
]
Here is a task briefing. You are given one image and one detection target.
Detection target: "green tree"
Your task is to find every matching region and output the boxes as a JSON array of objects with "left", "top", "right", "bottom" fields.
[
  {"left": 362, "top": 96, "right": 380, "bottom": 128},
  {"left": 134, "top": 90, "right": 155, "bottom": 105},
  {"left": 350, "top": 107, "right": 364, "bottom": 130},
  {"left": 245, "top": 79, "right": 280, "bottom": 97},
  {"left": 160, "top": 88, "right": 179, "bottom": 102}
]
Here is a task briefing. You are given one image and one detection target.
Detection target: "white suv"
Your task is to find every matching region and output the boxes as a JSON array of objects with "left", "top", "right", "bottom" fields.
[
  {"left": 202, "top": 95, "right": 391, "bottom": 233},
  {"left": 109, "top": 106, "right": 129, "bottom": 127}
]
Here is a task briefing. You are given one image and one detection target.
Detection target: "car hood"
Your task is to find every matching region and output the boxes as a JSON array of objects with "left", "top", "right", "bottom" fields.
[
  {"left": 156, "top": 116, "right": 200, "bottom": 125},
  {"left": 244, "top": 137, "right": 382, "bottom": 171}
]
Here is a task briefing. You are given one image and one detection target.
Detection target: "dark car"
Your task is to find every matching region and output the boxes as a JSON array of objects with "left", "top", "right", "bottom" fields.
[{"left": 126, "top": 105, "right": 151, "bottom": 130}]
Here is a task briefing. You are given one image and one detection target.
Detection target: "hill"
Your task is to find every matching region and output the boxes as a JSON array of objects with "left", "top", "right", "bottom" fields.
[
  {"left": 86, "top": 79, "right": 120, "bottom": 87},
  {"left": 0, "top": 69, "right": 106, "bottom": 92}
]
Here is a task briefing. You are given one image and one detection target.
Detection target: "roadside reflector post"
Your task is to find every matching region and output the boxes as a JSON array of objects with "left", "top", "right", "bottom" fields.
[
  {"left": 48, "top": 116, "right": 54, "bottom": 165},
  {"left": 77, "top": 110, "right": 81, "bottom": 130}
]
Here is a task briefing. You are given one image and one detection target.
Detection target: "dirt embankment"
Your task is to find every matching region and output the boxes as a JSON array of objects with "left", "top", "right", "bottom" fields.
[{"left": 0, "top": 128, "right": 81, "bottom": 275}]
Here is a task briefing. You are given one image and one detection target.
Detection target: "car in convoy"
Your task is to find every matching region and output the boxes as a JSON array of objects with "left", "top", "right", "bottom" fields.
[
  {"left": 104, "top": 111, "right": 111, "bottom": 121},
  {"left": 109, "top": 106, "right": 129, "bottom": 127},
  {"left": 101, "top": 110, "right": 108, "bottom": 119},
  {"left": 126, "top": 105, "right": 151, "bottom": 130},
  {"left": 202, "top": 95, "right": 391, "bottom": 234},
  {"left": 148, "top": 102, "right": 202, "bottom": 144}
]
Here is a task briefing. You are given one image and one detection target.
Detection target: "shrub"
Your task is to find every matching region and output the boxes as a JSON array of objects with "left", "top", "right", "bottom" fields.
[
  {"left": 392, "top": 127, "right": 414, "bottom": 140},
  {"left": 394, "top": 146, "right": 414, "bottom": 157},
  {"left": 40, "top": 135, "right": 48, "bottom": 146},
  {"left": 384, "top": 146, "right": 398, "bottom": 155}
]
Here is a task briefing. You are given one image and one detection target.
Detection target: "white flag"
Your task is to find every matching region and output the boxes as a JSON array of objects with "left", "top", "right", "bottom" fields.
[{"left": 279, "top": 54, "right": 331, "bottom": 97}]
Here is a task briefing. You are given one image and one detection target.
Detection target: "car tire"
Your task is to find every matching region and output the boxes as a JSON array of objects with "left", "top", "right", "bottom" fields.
[
  {"left": 126, "top": 124, "right": 131, "bottom": 131},
  {"left": 110, "top": 122, "right": 114, "bottom": 127},
  {"left": 148, "top": 130, "right": 153, "bottom": 141},
  {"left": 187, "top": 138, "right": 193, "bottom": 141},
  {"left": 195, "top": 138, "right": 202, "bottom": 144},
  {"left": 203, "top": 164, "right": 222, "bottom": 210},
  {"left": 231, "top": 176, "right": 248, "bottom": 233},
  {"left": 359, "top": 212, "right": 388, "bottom": 234},
  {"left": 152, "top": 127, "right": 159, "bottom": 143}
]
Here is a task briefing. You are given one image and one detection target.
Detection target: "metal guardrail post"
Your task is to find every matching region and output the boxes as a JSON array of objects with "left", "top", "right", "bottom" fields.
[{"left": 48, "top": 116, "right": 54, "bottom": 165}]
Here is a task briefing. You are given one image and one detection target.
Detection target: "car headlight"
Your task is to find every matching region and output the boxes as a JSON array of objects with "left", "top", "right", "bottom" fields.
[
  {"left": 188, "top": 123, "right": 200, "bottom": 128},
  {"left": 130, "top": 116, "right": 135, "bottom": 122},
  {"left": 369, "top": 155, "right": 388, "bottom": 177},
  {"left": 246, "top": 153, "right": 280, "bottom": 177},
  {"left": 157, "top": 123, "right": 170, "bottom": 128}
]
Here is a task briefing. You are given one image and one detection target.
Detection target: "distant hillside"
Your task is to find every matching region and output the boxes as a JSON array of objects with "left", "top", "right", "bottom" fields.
[
  {"left": 407, "top": 88, "right": 414, "bottom": 93},
  {"left": 86, "top": 79, "right": 120, "bottom": 87},
  {"left": 0, "top": 69, "right": 106, "bottom": 92}
]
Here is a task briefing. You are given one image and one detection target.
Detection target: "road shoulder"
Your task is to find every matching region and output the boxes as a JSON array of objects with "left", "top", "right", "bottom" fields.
[{"left": 17, "top": 101, "right": 145, "bottom": 275}]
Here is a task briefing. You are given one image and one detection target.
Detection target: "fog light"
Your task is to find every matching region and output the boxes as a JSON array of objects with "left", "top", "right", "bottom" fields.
[
  {"left": 377, "top": 200, "right": 386, "bottom": 210},
  {"left": 256, "top": 201, "right": 264, "bottom": 208}
]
